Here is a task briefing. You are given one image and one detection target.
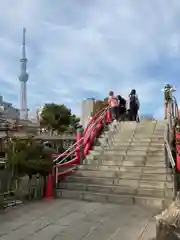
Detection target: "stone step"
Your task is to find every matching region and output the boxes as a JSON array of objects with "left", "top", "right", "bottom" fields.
[
  {"left": 115, "top": 137, "right": 164, "bottom": 142},
  {"left": 154, "top": 129, "right": 165, "bottom": 133},
  {"left": 122, "top": 172, "right": 172, "bottom": 181},
  {"left": 144, "top": 162, "right": 165, "bottom": 167},
  {"left": 134, "top": 130, "right": 162, "bottom": 134},
  {"left": 155, "top": 125, "right": 165, "bottom": 128},
  {"left": 65, "top": 175, "right": 172, "bottom": 187},
  {"left": 84, "top": 159, "right": 165, "bottom": 168},
  {"left": 85, "top": 156, "right": 165, "bottom": 164},
  {"left": 148, "top": 146, "right": 165, "bottom": 151},
  {"left": 142, "top": 166, "right": 168, "bottom": 174},
  {"left": 79, "top": 164, "right": 168, "bottom": 174},
  {"left": 91, "top": 148, "right": 164, "bottom": 157},
  {"left": 112, "top": 137, "right": 135, "bottom": 142},
  {"left": 84, "top": 159, "right": 123, "bottom": 165},
  {"left": 115, "top": 138, "right": 151, "bottom": 142},
  {"left": 58, "top": 182, "right": 173, "bottom": 198},
  {"left": 146, "top": 144, "right": 165, "bottom": 149},
  {"left": 106, "top": 150, "right": 147, "bottom": 156},
  {"left": 133, "top": 134, "right": 155, "bottom": 138},
  {"left": 139, "top": 180, "right": 173, "bottom": 189},
  {"left": 113, "top": 142, "right": 150, "bottom": 147},
  {"left": 114, "top": 141, "right": 164, "bottom": 147},
  {"left": 80, "top": 164, "right": 123, "bottom": 171},
  {"left": 103, "top": 130, "right": 133, "bottom": 135},
  {"left": 66, "top": 175, "right": 163, "bottom": 186},
  {"left": 127, "top": 151, "right": 164, "bottom": 157},
  {"left": 88, "top": 150, "right": 104, "bottom": 156},
  {"left": 134, "top": 138, "right": 163, "bottom": 143},
  {"left": 56, "top": 189, "right": 171, "bottom": 209},
  {"left": 145, "top": 155, "right": 165, "bottom": 160},
  {"left": 92, "top": 149, "right": 164, "bottom": 157},
  {"left": 85, "top": 155, "right": 125, "bottom": 162},
  {"left": 74, "top": 169, "right": 118, "bottom": 178},
  {"left": 71, "top": 168, "right": 172, "bottom": 181},
  {"left": 123, "top": 160, "right": 164, "bottom": 167},
  {"left": 113, "top": 143, "right": 164, "bottom": 149},
  {"left": 153, "top": 134, "right": 165, "bottom": 137},
  {"left": 147, "top": 154, "right": 165, "bottom": 159},
  {"left": 96, "top": 146, "right": 165, "bottom": 152},
  {"left": 109, "top": 145, "right": 165, "bottom": 150},
  {"left": 74, "top": 169, "right": 171, "bottom": 181},
  {"left": 86, "top": 154, "right": 165, "bottom": 162},
  {"left": 145, "top": 159, "right": 165, "bottom": 165}
]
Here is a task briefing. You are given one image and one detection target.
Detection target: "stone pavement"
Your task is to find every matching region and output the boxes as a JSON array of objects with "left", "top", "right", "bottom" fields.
[{"left": 0, "top": 199, "right": 157, "bottom": 240}]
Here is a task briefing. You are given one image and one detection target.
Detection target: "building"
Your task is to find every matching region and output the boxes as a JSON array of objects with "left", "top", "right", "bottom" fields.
[
  {"left": 0, "top": 95, "right": 20, "bottom": 120},
  {"left": 19, "top": 28, "right": 29, "bottom": 120},
  {"left": 80, "top": 98, "right": 95, "bottom": 128}
]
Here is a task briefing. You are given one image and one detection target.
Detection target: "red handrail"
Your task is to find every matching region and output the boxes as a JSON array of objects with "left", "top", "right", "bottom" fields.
[
  {"left": 53, "top": 107, "right": 108, "bottom": 164},
  {"left": 83, "top": 107, "right": 107, "bottom": 135},
  {"left": 55, "top": 107, "right": 110, "bottom": 179}
]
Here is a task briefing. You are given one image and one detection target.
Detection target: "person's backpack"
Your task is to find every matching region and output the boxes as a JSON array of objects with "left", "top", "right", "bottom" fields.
[
  {"left": 120, "top": 98, "right": 126, "bottom": 107},
  {"left": 130, "top": 94, "right": 139, "bottom": 110}
]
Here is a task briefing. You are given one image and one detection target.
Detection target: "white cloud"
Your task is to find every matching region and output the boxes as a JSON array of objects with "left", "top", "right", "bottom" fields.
[{"left": 0, "top": 0, "right": 180, "bottom": 117}]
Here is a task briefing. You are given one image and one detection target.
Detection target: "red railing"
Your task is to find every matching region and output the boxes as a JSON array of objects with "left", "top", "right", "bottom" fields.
[{"left": 53, "top": 107, "right": 111, "bottom": 182}]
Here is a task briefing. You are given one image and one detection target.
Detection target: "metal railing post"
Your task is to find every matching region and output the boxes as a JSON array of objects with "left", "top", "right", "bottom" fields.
[
  {"left": 164, "top": 88, "right": 179, "bottom": 198},
  {"left": 76, "top": 126, "right": 84, "bottom": 165}
]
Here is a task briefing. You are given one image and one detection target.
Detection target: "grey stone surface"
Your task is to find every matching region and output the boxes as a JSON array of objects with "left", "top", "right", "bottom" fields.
[
  {"left": 0, "top": 199, "right": 156, "bottom": 240},
  {"left": 57, "top": 121, "right": 173, "bottom": 209}
]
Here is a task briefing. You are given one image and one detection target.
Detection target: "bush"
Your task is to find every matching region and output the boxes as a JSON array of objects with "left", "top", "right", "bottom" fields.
[{"left": 6, "top": 137, "right": 53, "bottom": 178}]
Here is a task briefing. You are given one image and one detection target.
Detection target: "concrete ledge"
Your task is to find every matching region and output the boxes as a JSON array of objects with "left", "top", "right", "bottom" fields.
[
  {"left": 56, "top": 189, "right": 169, "bottom": 210},
  {"left": 58, "top": 182, "right": 173, "bottom": 198}
]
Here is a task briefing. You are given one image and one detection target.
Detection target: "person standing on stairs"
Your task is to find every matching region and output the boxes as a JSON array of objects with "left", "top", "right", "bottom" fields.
[
  {"left": 117, "top": 95, "right": 126, "bottom": 121},
  {"left": 128, "top": 89, "right": 140, "bottom": 121},
  {"left": 163, "top": 84, "right": 176, "bottom": 120},
  {"left": 108, "top": 91, "right": 119, "bottom": 121},
  {"left": 89, "top": 112, "right": 93, "bottom": 121}
]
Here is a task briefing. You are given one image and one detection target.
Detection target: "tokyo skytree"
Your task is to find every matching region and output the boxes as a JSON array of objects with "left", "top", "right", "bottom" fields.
[{"left": 19, "top": 28, "right": 29, "bottom": 120}]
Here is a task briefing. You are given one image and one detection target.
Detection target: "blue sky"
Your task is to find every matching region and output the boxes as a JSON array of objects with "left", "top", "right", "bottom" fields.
[{"left": 0, "top": 0, "right": 180, "bottom": 119}]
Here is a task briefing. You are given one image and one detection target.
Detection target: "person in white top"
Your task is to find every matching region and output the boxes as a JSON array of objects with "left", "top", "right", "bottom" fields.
[
  {"left": 89, "top": 112, "right": 93, "bottom": 121},
  {"left": 108, "top": 91, "right": 119, "bottom": 121}
]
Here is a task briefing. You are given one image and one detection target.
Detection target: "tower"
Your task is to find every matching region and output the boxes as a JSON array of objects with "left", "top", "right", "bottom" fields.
[{"left": 19, "top": 28, "right": 29, "bottom": 120}]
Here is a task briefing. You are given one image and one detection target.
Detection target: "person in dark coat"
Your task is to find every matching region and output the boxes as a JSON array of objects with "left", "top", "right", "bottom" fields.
[
  {"left": 117, "top": 95, "right": 126, "bottom": 121},
  {"left": 128, "top": 89, "right": 140, "bottom": 121}
]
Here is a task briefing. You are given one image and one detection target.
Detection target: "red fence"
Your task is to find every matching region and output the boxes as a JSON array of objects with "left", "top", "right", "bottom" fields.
[
  {"left": 176, "top": 129, "right": 180, "bottom": 172},
  {"left": 43, "top": 107, "right": 112, "bottom": 199},
  {"left": 53, "top": 107, "right": 111, "bottom": 180}
]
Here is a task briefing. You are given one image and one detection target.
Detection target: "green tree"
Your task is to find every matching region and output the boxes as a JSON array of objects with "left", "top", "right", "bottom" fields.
[
  {"left": 40, "top": 103, "right": 72, "bottom": 134},
  {"left": 6, "top": 137, "right": 53, "bottom": 179},
  {"left": 6, "top": 137, "right": 53, "bottom": 200},
  {"left": 62, "top": 114, "right": 80, "bottom": 134},
  {"left": 70, "top": 114, "right": 80, "bottom": 128}
]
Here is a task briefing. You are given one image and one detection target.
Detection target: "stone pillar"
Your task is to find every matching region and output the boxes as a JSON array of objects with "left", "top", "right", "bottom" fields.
[{"left": 80, "top": 98, "right": 95, "bottom": 128}]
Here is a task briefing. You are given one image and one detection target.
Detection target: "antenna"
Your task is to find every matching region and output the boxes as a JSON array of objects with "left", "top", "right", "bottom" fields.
[{"left": 22, "top": 27, "right": 26, "bottom": 59}]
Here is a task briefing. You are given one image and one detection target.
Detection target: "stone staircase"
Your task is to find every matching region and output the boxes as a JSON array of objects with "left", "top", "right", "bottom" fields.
[{"left": 57, "top": 120, "right": 174, "bottom": 210}]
